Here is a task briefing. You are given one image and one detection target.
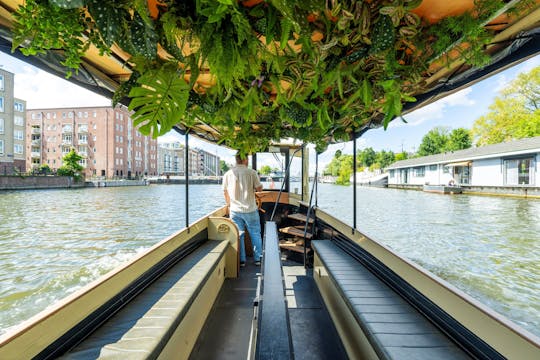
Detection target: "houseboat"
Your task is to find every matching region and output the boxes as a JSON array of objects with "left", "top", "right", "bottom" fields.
[
  {"left": 0, "top": 1, "right": 540, "bottom": 359},
  {"left": 387, "top": 137, "right": 540, "bottom": 197}
]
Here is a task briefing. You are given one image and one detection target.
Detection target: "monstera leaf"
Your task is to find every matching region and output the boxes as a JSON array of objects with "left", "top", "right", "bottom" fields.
[{"left": 129, "top": 64, "right": 190, "bottom": 137}]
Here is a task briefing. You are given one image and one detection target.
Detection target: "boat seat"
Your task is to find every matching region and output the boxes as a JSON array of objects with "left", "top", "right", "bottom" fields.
[
  {"left": 60, "top": 240, "right": 228, "bottom": 360},
  {"left": 311, "top": 240, "right": 470, "bottom": 360}
]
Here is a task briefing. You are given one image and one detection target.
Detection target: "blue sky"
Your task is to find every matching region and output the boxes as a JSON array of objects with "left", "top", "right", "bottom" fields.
[{"left": 1, "top": 52, "right": 538, "bottom": 170}]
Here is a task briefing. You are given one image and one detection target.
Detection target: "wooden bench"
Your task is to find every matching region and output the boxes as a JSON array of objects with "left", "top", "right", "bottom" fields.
[
  {"left": 60, "top": 240, "right": 228, "bottom": 360},
  {"left": 312, "top": 240, "right": 471, "bottom": 360}
]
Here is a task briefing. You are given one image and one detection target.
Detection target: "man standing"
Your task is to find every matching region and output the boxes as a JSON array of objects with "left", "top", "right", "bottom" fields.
[{"left": 223, "top": 154, "right": 263, "bottom": 266}]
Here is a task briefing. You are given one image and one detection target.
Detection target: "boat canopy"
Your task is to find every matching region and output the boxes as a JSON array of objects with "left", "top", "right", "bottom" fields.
[{"left": 0, "top": 0, "right": 539, "bottom": 153}]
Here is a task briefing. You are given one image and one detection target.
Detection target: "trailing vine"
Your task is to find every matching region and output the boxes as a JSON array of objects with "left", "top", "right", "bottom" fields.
[{"left": 11, "top": 0, "right": 515, "bottom": 155}]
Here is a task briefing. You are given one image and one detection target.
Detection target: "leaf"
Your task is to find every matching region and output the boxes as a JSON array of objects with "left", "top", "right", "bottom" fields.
[
  {"left": 131, "top": 12, "right": 158, "bottom": 59},
  {"left": 362, "top": 79, "right": 372, "bottom": 107},
  {"left": 87, "top": 0, "right": 126, "bottom": 47},
  {"left": 128, "top": 64, "right": 190, "bottom": 138},
  {"left": 49, "top": 0, "right": 84, "bottom": 9}
]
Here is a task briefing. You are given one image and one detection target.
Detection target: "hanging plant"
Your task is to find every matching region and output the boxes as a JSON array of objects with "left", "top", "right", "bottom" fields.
[{"left": 10, "top": 0, "right": 511, "bottom": 154}]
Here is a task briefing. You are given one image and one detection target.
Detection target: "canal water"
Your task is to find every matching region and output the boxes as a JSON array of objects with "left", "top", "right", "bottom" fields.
[{"left": 0, "top": 184, "right": 539, "bottom": 339}]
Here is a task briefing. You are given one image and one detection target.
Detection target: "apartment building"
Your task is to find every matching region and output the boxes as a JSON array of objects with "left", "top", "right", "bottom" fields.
[
  {"left": 0, "top": 68, "right": 27, "bottom": 174},
  {"left": 26, "top": 105, "right": 158, "bottom": 178},
  {"left": 158, "top": 142, "right": 220, "bottom": 176}
]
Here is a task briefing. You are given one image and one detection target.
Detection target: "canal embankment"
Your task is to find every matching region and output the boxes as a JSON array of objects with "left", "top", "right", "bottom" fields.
[
  {"left": 0, "top": 175, "right": 84, "bottom": 190},
  {"left": 388, "top": 184, "right": 540, "bottom": 198}
]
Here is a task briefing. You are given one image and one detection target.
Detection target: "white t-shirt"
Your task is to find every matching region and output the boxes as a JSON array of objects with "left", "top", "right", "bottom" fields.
[{"left": 222, "top": 165, "right": 262, "bottom": 213}]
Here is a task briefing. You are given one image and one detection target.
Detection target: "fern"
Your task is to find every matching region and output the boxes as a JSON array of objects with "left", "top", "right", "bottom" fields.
[{"left": 128, "top": 63, "right": 190, "bottom": 137}]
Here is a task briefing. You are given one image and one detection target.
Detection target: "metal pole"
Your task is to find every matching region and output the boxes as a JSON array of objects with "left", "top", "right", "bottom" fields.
[
  {"left": 353, "top": 134, "right": 357, "bottom": 233},
  {"left": 185, "top": 131, "right": 189, "bottom": 231}
]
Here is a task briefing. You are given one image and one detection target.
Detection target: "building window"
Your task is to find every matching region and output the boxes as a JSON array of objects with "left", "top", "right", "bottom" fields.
[
  {"left": 14, "top": 116, "right": 24, "bottom": 126},
  {"left": 504, "top": 157, "right": 535, "bottom": 185},
  {"left": 14, "top": 144, "right": 23, "bottom": 154},
  {"left": 14, "top": 102, "right": 24, "bottom": 112},
  {"left": 0, "top": 139, "right": 3, "bottom": 154},
  {"left": 0, "top": 74, "right": 3, "bottom": 90},
  {"left": 429, "top": 164, "right": 437, "bottom": 171},
  {"left": 14, "top": 130, "right": 24, "bottom": 140},
  {"left": 0, "top": 97, "right": 4, "bottom": 112},
  {"left": 414, "top": 166, "right": 425, "bottom": 177},
  {"left": 0, "top": 118, "right": 3, "bottom": 134}
]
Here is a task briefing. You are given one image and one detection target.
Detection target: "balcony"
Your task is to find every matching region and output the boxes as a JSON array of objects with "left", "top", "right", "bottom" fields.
[
  {"left": 78, "top": 126, "right": 88, "bottom": 133},
  {"left": 31, "top": 139, "right": 41, "bottom": 146},
  {"left": 31, "top": 151, "right": 41, "bottom": 158},
  {"left": 62, "top": 126, "right": 73, "bottom": 133},
  {"left": 31, "top": 127, "right": 41, "bottom": 134},
  {"left": 62, "top": 139, "right": 72, "bottom": 145}
]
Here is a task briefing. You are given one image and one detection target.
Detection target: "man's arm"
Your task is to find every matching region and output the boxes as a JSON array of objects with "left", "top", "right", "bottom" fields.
[{"left": 224, "top": 190, "right": 230, "bottom": 206}]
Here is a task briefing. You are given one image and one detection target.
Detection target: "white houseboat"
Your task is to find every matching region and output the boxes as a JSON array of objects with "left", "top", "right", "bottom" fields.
[{"left": 386, "top": 136, "right": 540, "bottom": 197}]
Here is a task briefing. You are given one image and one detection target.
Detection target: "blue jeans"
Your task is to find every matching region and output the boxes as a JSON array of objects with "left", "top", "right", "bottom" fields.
[{"left": 230, "top": 210, "right": 263, "bottom": 263}]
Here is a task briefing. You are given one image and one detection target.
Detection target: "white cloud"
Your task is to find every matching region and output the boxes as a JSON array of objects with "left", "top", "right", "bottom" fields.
[
  {"left": 13, "top": 64, "right": 111, "bottom": 108},
  {"left": 390, "top": 87, "right": 475, "bottom": 128}
]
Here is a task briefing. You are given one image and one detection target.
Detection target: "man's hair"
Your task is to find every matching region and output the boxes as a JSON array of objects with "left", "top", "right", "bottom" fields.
[{"left": 235, "top": 153, "right": 247, "bottom": 164}]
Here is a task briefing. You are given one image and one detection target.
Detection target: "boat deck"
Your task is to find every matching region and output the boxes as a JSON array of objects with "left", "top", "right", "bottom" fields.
[{"left": 190, "top": 259, "right": 346, "bottom": 359}]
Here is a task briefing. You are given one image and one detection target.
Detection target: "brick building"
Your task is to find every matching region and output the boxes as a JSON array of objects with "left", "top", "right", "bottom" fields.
[
  {"left": 26, "top": 105, "right": 158, "bottom": 179},
  {"left": 158, "top": 142, "right": 220, "bottom": 176},
  {"left": 0, "top": 68, "right": 27, "bottom": 174}
]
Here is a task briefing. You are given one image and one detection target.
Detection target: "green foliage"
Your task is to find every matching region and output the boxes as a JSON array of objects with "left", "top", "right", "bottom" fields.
[
  {"left": 57, "top": 149, "right": 84, "bottom": 182},
  {"left": 259, "top": 165, "right": 275, "bottom": 175},
  {"left": 11, "top": 0, "right": 510, "bottom": 154},
  {"left": 418, "top": 127, "right": 472, "bottom": 155},
  {"left": 129, "top": 62, "right": 191, "bottom": 137},
  {"left": 473, "top": 66, "right": 540, "bottom": 145},
  {"left": 219, "top": 160, "right": 230, "bottom": 175},
  {"left": 39, "top": 163, "right": 52, "bottom": 175}
]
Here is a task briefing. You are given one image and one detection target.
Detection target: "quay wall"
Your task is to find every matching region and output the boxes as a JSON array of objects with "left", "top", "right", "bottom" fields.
[
  {"left": 0, "top": 176, "right": 84, "bottom": 190},
  {"left": 388, "top": 184, "right": 540, "bottom": 198},
  {"left": 85, "top": 180, "right": 148, "bottom": 187},
  {"left": 148, "top": 178, "right": 221, "bottom": 185}
]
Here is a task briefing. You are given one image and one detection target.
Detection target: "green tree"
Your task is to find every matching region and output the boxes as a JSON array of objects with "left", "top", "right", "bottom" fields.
[
  {"left": 39, "top": 163, "right": 51, "bottom": 175},
  {"left": 57, "top": 149, "right": 84, "bottom": 182},
  {"left": 472, "top": 66, "right": 540, "bottom": 145},
  {"left": 336, "top": 155, "right": 353, "bottom": 185},
  {"left": 447, "top": 128, "right": 472, "bottom": 151},
  {"left": 259, "top": 165, "right": 273, "bottom": 175},
  {"left": 394, "top": 152, "right": 409, "bottom": 161},
  {"left": 418, "top": 127, "right": 450, "bottom": 156},
  {"left": 358, "top": 147, "right": 376, "bottom": 167},
  {"left": 323, "top": 150, "right": 343, "bottom": 176},
  {"left": 375, "top": 150, "right": 395, "bottom": 169},
  {"left": 219, "top": 160, "right": 230, "bottom": 175}
]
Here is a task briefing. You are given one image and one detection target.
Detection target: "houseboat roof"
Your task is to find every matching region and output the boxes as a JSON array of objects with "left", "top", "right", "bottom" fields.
[{"left": 387, "top": 136, "right": 540, "bottom": 169}]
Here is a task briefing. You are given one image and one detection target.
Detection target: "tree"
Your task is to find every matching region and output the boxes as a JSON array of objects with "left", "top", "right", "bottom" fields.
[
  {"left": 336, "top": 155, "right": 353, "bottom": 185},
  {"left": 57, "top": 149, "right": 84, "bottom": 182},
  {"left": 259, "top": 165, "right": 273, "bottom": 175},
  {"left": 447, "top": 128, "right": 472, "bottom": 151},
  {"left": 394, "top": 152, "right": 409, "bottom": 161},
  {"left": 358, "top": 147, "right": 376, "bottom": 167},
  {"left": 472, "top": 66, "right": 540, "bottom": 145},
  {"left": 219, "top": 160, "right": 230, "bottom": 175},
  {"left": 418, "top": 127, "right": 450, "bottom": 156},
  {"left": 39, "top": 163, "right": 51, "bottom": 175},
  {"left": 375, "top": 150, "right": 395, "bottom": 169}
]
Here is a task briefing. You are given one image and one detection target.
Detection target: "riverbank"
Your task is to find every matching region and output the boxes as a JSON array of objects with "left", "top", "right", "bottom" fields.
[
  {"left": 0, "top": 176, "right": 151, "bottom": 190},
  {"left": 389, "top": 184, "right": 540, "bottom": 199},
  {"left": 0, "top": 175, "right": 84, "bottom": 190}
]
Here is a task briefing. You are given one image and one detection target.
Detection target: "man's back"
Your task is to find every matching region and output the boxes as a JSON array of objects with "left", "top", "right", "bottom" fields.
[{"left": 223, "top": 165, "right": 261, "bottom": 213}]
